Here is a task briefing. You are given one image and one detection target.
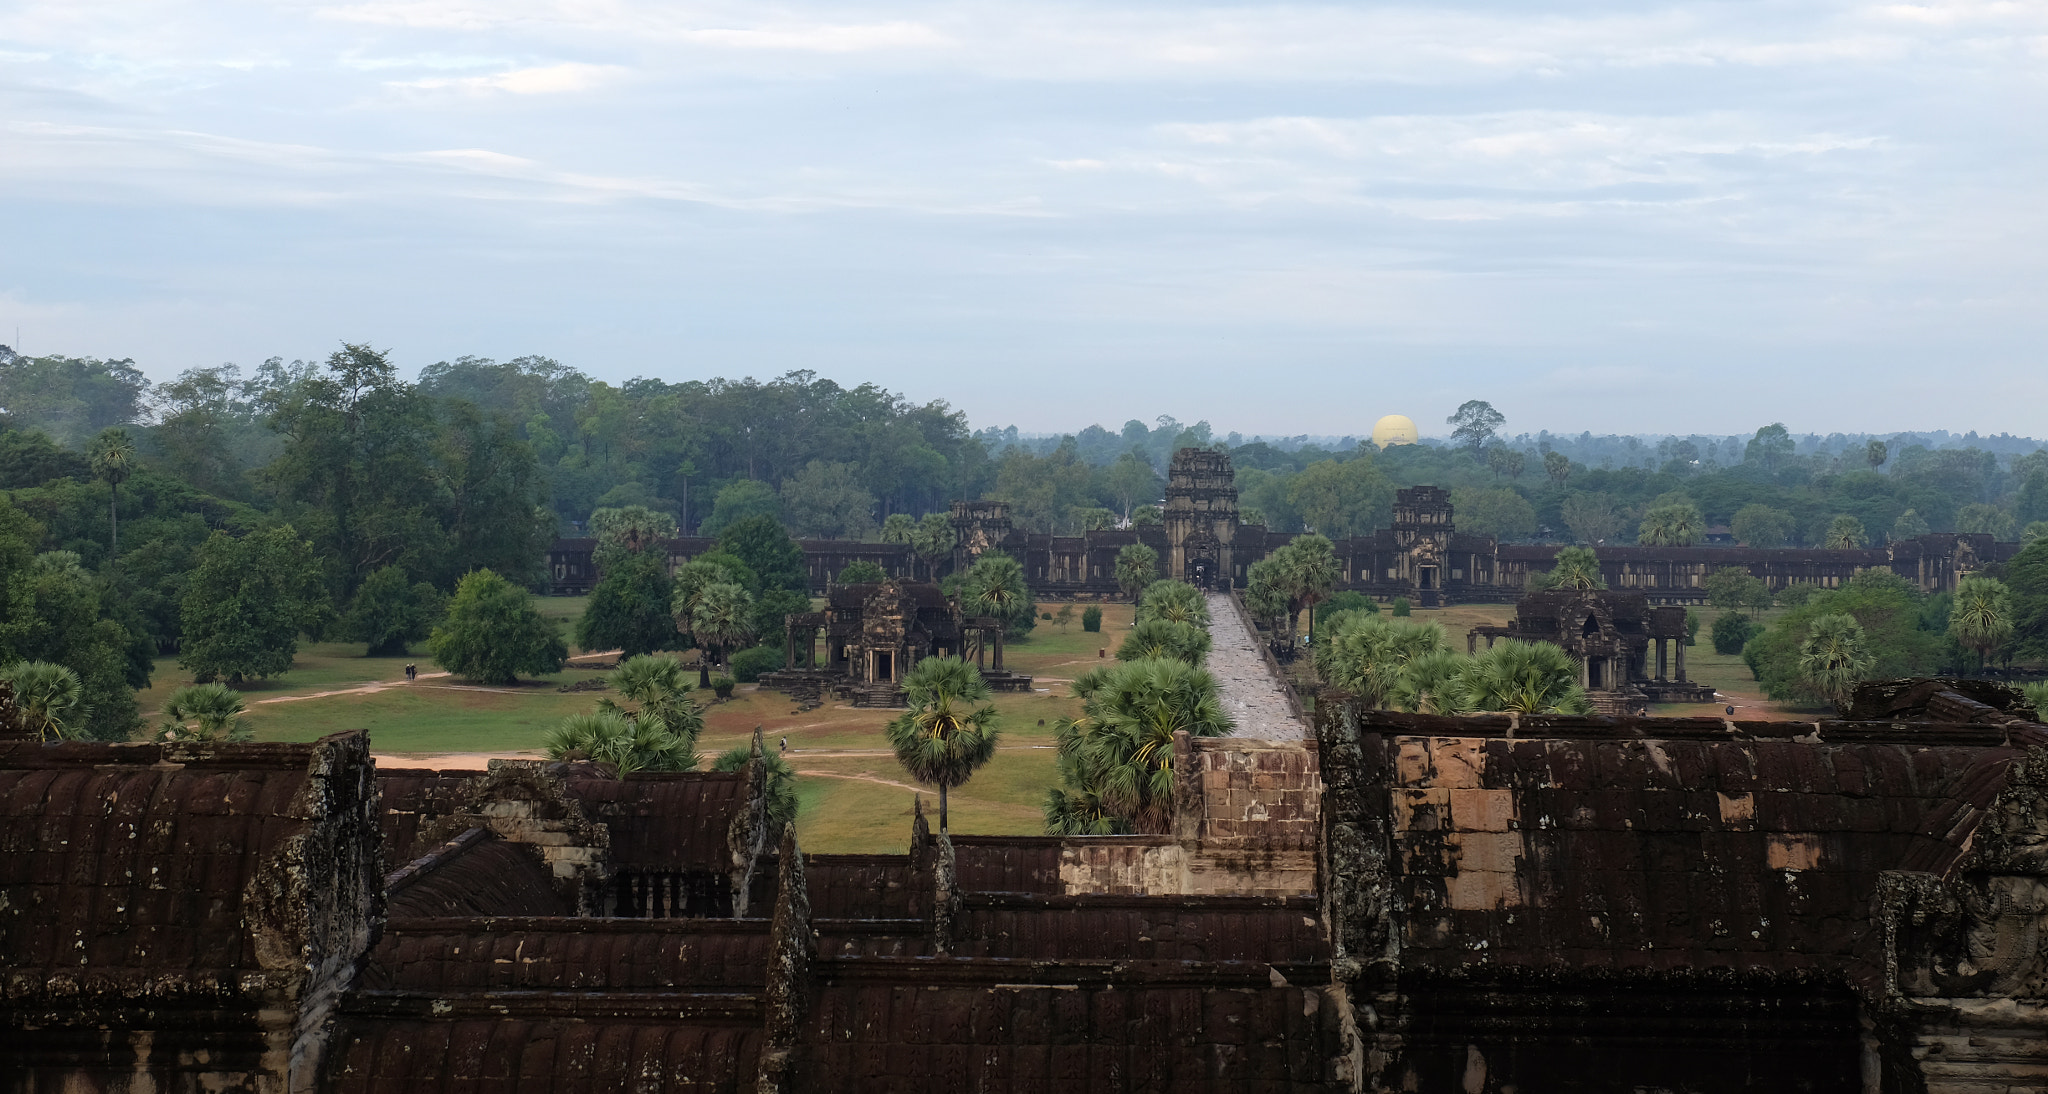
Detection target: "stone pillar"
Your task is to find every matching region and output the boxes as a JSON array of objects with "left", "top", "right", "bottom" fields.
[
  {"left": 1656, "top": 639, "right": 1667, "bottom": 681},
  {"left": 1676, "top": 640, "right": 1688, "bottom": 683}
]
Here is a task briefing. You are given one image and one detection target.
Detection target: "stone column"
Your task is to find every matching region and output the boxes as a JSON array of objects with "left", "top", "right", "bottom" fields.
[
  {"left": 1656, "top": 639, "right": 1667, "bottom": 681},
  {"left": 1676, "top": 640, "right": 1688, "bottom": 683}
]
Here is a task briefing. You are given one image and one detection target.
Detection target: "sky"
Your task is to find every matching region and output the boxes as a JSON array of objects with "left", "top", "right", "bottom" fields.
[{"left": 3, "top": 0, "right": 2046, "bottom": 438}]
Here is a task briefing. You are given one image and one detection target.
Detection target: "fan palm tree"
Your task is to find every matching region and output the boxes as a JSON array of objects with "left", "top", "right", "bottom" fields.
[
  {"left": 1116, "top": 618, "right": 1211, "bottom": 666},
  {"left": 1050, "top": 658, "right": 1233, "bottom": 834},
  {"left": 912, "top": 512, "right": 954, "bottom": 581},
  {"left": 1637, "top": 503, "right": 1705, "bottom": 547},
  {"left": 1947, "top": 576, "right": 2014, "bottom": 672},
  {"left": 1389, "top": 649, "right": 1468, "bottom": 714},
  {"left": 879, "top": 513, "right": 916, "bottom": 544},
  {"left": 713, "top": 746, "right": 799, "bottom": 828},
  {"left": 1451, "top": 640, "right": 1592, "bottom": 715},
  {"left": 960, "top": 554, "right": 1029, "bottom": 667},
  {"left": 545, "top": 710, "right": 698, "bottom": 774},
  {"left": 156, "top": 682, "right": 249, "bottom": 743},
  {"left": 1823, "top": 515, "right": 1867, "bottom": 550},
  {"left": 884, "top": 656, "right": 1000, "bottom": 833},
  {"left": 0, "top": 661, "right": 84, "bottom": 742},
  {"left": 1540, "top": 546, "right": 1606, "bottom": 591},
  {"left": 1115, "top": 543, "right": 1159, "bottom": 602},
  {"left": 605, "top": 654, "right": 705, "bottom": 753},
  {"left": 1137, "top": 580, "right": 1209, "bottom": 627},
  {"left": 1315, "top": 618, "right": 1449, "bottom": 709},
  {"left": 1797, "top": 613, "right": 1873, "bottom": 712},
  {"left": 1280, "top": 536, "right": 1338, "bottom": 646},
  {"left": 689, "top": 582, "right": 756, "bottom": 687},
  {"left": 88, "top": 428, "right": 137, "bottom": 558}
]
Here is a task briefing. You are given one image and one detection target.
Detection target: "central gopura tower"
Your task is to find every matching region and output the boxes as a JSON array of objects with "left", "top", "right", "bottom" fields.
[{"left": 1164, "top": 447, "right": 1238, "bottom": 590}]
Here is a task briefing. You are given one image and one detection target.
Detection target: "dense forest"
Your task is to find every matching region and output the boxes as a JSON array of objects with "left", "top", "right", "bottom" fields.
[{"left": 4, "top": 344, "right": 2047, "bottom": 738}]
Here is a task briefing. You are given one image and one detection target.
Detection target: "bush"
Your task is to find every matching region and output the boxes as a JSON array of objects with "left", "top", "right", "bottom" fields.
[
  {"left": 728, "top": 645, "right": 782, "bottom": 683},
  {"left": 711, "top": 675, "right": 736, "bottom": 698},
  {"left": 836, "top": 560, "right": 886, "bottom": 584},
  {"left": 713, "top": 746, "right": 798, "bottom": 828},
  {"left": 1081, "top": 606, "right": 1102, "bottom": 632},
  {"left": 1392, "top": 598, "right": 1412, "bottom": 617},
  {"left": 1712, "top": 611, "right": 1759, "bottom": 655}
]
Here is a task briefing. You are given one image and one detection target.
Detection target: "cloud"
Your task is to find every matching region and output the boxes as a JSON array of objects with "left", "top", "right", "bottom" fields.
[{"left": 389, "top": 62, "right": 625, "bottom": 94}]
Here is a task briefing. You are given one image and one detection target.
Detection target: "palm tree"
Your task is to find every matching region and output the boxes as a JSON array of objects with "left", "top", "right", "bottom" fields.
[
  {"left": 0, "top": 661, "right": 84, "bottom": 742},
  {"left": 960, "top": 554, "right": 1028, "bottom": 668},
  {"left": 1137, "top": 580, "right": 1209, "bottom": 627},
  {"left": 1050, "top": 658, "right": 1233, "bottom": 834},
  {"left": 1637, "top": 503, "right": 1704, "bottom": 547},
  {"left": 545, "top": 710, "right": 698, "bottom": 774},
  {"left": 1279, "top": 535, "right": 1338, "bottom": 648},
  {"left": 1823, "top": 515, "right": 1867, "bottom": 550},
  {"left": 1948, "top": 576, "right": 2014, "bottom": 672},
  {"left": 1797, "top": 613, "right": 1873, "bottom": 712},
  {"left": 1116, "top": 618, "right": 1211, "bottom": 666},
  {"left": 1542, "top": 546, "right": 1606, "bottom": 591},
  {"left": 1451, "top": 640, "right": 1592, "bottom": 715},
  {"left": 1389, "top": 649, "right": 1467, "bottom": 714},
  {"left": 1115, "top": 543, "right": 1159, "bottom": 602},
  {"left": 156, "top": 682, "right": 249, "bottom": 743},
  {"left": 912, "top": 512, "right": 954, "bottom": 581},
  {"left": 88, "top": 428, "right": 137, "bottom": 558},
  {"left": 606, "top": 654, "right": 705, "bottom": 752},
  {"left": 880, "top": 513, "right": 916, "bottom": 544},
  {"left": 689, "top": 582, "right": 756, "bottom": 687},
  {"left": 1245, "top": 557, "right": 1290, "bottom": 637},
  {"left": 884, "top": 656, "right": 1000, "bottom": 833},
  {"left": 1315, "top": 617, "right": 1449, "bottom": 709}
]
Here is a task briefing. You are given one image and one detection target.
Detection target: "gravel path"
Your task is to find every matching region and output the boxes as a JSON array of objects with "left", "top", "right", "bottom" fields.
[{"left": 1205, "top": 593, "right": 1311, "bottom": 740}]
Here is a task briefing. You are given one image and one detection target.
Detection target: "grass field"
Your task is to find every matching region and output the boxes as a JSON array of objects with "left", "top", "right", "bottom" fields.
[
  {"left": 190, "top": 593, "right": 1797, "bottom": 854},
  {"left": 200, "top": 597, "right": 1134, "bottom": 853}
]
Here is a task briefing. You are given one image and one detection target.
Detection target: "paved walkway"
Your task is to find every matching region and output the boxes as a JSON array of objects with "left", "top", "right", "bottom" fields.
[{"left": 1204, "top": 593, "right": 1311, "bottom": 740}]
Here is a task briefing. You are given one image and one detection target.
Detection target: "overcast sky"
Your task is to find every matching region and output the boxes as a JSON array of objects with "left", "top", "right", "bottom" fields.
[{"left": 4, "top": 0, "right": 2045, "bottom": 437}]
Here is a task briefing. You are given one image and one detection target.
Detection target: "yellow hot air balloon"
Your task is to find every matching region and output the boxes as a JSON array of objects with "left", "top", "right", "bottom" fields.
[{"left": 1371, "top": 414, "right": 1419, "bottom": 447}]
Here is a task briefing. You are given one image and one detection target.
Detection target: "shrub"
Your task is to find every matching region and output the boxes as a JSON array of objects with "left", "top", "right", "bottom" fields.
[
  {"left": 1081, "top": 606, "right": 1102, "bottom": 632},
  {"left": 1684, "top": 608, "right": 1701, "bottom": 647},
  {"left": 1392, "top": 598, "right": 1412, "bottom": 617},
  {"left": 836, "top": 560, "right": 887, "bottom": 584},
  {"left": 1712, "top": 611, "right": 1759, "bottom": 655},
  {"left": 728, "top": 645, "right": 783, "bottom": 683},
  {"left": 711, "top": 675, "right": 736, "bottom": 698}
]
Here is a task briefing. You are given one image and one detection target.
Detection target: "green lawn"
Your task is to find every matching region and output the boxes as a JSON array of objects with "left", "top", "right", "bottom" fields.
[{"left": 187, "top": 598, "right": 1127, "bottom": 852}]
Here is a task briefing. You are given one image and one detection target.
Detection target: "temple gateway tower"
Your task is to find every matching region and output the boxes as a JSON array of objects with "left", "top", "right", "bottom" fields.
[{"left": 1164, "top": 447, "right": 1238, "bottom": 590}]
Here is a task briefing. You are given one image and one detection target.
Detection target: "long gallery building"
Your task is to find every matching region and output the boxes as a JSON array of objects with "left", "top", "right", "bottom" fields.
[
  {"left": 8, "top": 678, "right": 2048, "bottom": 1090},
  {"left": 547, "top": 449, "right": 2020, "bottom": 607}
]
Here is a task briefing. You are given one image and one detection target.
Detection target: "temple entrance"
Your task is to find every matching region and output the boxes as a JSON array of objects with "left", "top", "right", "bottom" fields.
[
  {"left": 1419, "top": 566, "right": 1436, "bottom": 591},
  {"left": 874, "top": 651, "right": 893, "bottom": 682},
  {"left": 1190, "top": 558, "right": 1212, "bottom": 589},
  {"left": 1588, "top": 658, "right": 1604, "bottom": 689}
]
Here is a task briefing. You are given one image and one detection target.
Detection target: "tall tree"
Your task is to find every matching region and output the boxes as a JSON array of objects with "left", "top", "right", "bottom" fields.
[
  {"left": 1892, "top": 509, "right": 1931, "bottom": 541},
  {"left": 911, "top": 512, "right": 954, "bottom": 581},
  {"left": 178, "top": 526, "right": 327, "bottom": 684},
  {"left": 1866, "top": 439, "right": 1888, "bottom": 469},
  {"left": 1732, "top": 504, "right": 1794, "bottom": 549},
  {"left": 1543, "top": 450, "right": 1572, "bottom": 486},
  {"left": 1446, "top": 400, "right": 1506, "bottom": 453},
  {"left": 885, "top": 656, "right": 999, "bottom": 833},
  {"left": 87, "top": 428, "right": 137, "bottom": 557},
  {"left": 336, "top": 565, "right": 446, "bottom": 656},
  {"left": 1745, "top": 423, "right": 1796, "bottom": 475},
  {"left": 1948, "top": 575, "right": 2014, "bottom": 671},
  {"left": 1559, "top": 492, "right": 1622, "bottom": 546},
  {"left": 689, "top": 582, "right": 756, "bottom": 687},
  {"left": 1114, "top": 543, "right": 1158, "bottom": 603},
  {"left": 1539, "top": 546, "right": 1606, "bottom": 591},
  {"left": 1823, "top": 515, "right": 1868, "bottom": 549},
  {"left": 577, "top": 551, "right": 679, "bottom": 658}
]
